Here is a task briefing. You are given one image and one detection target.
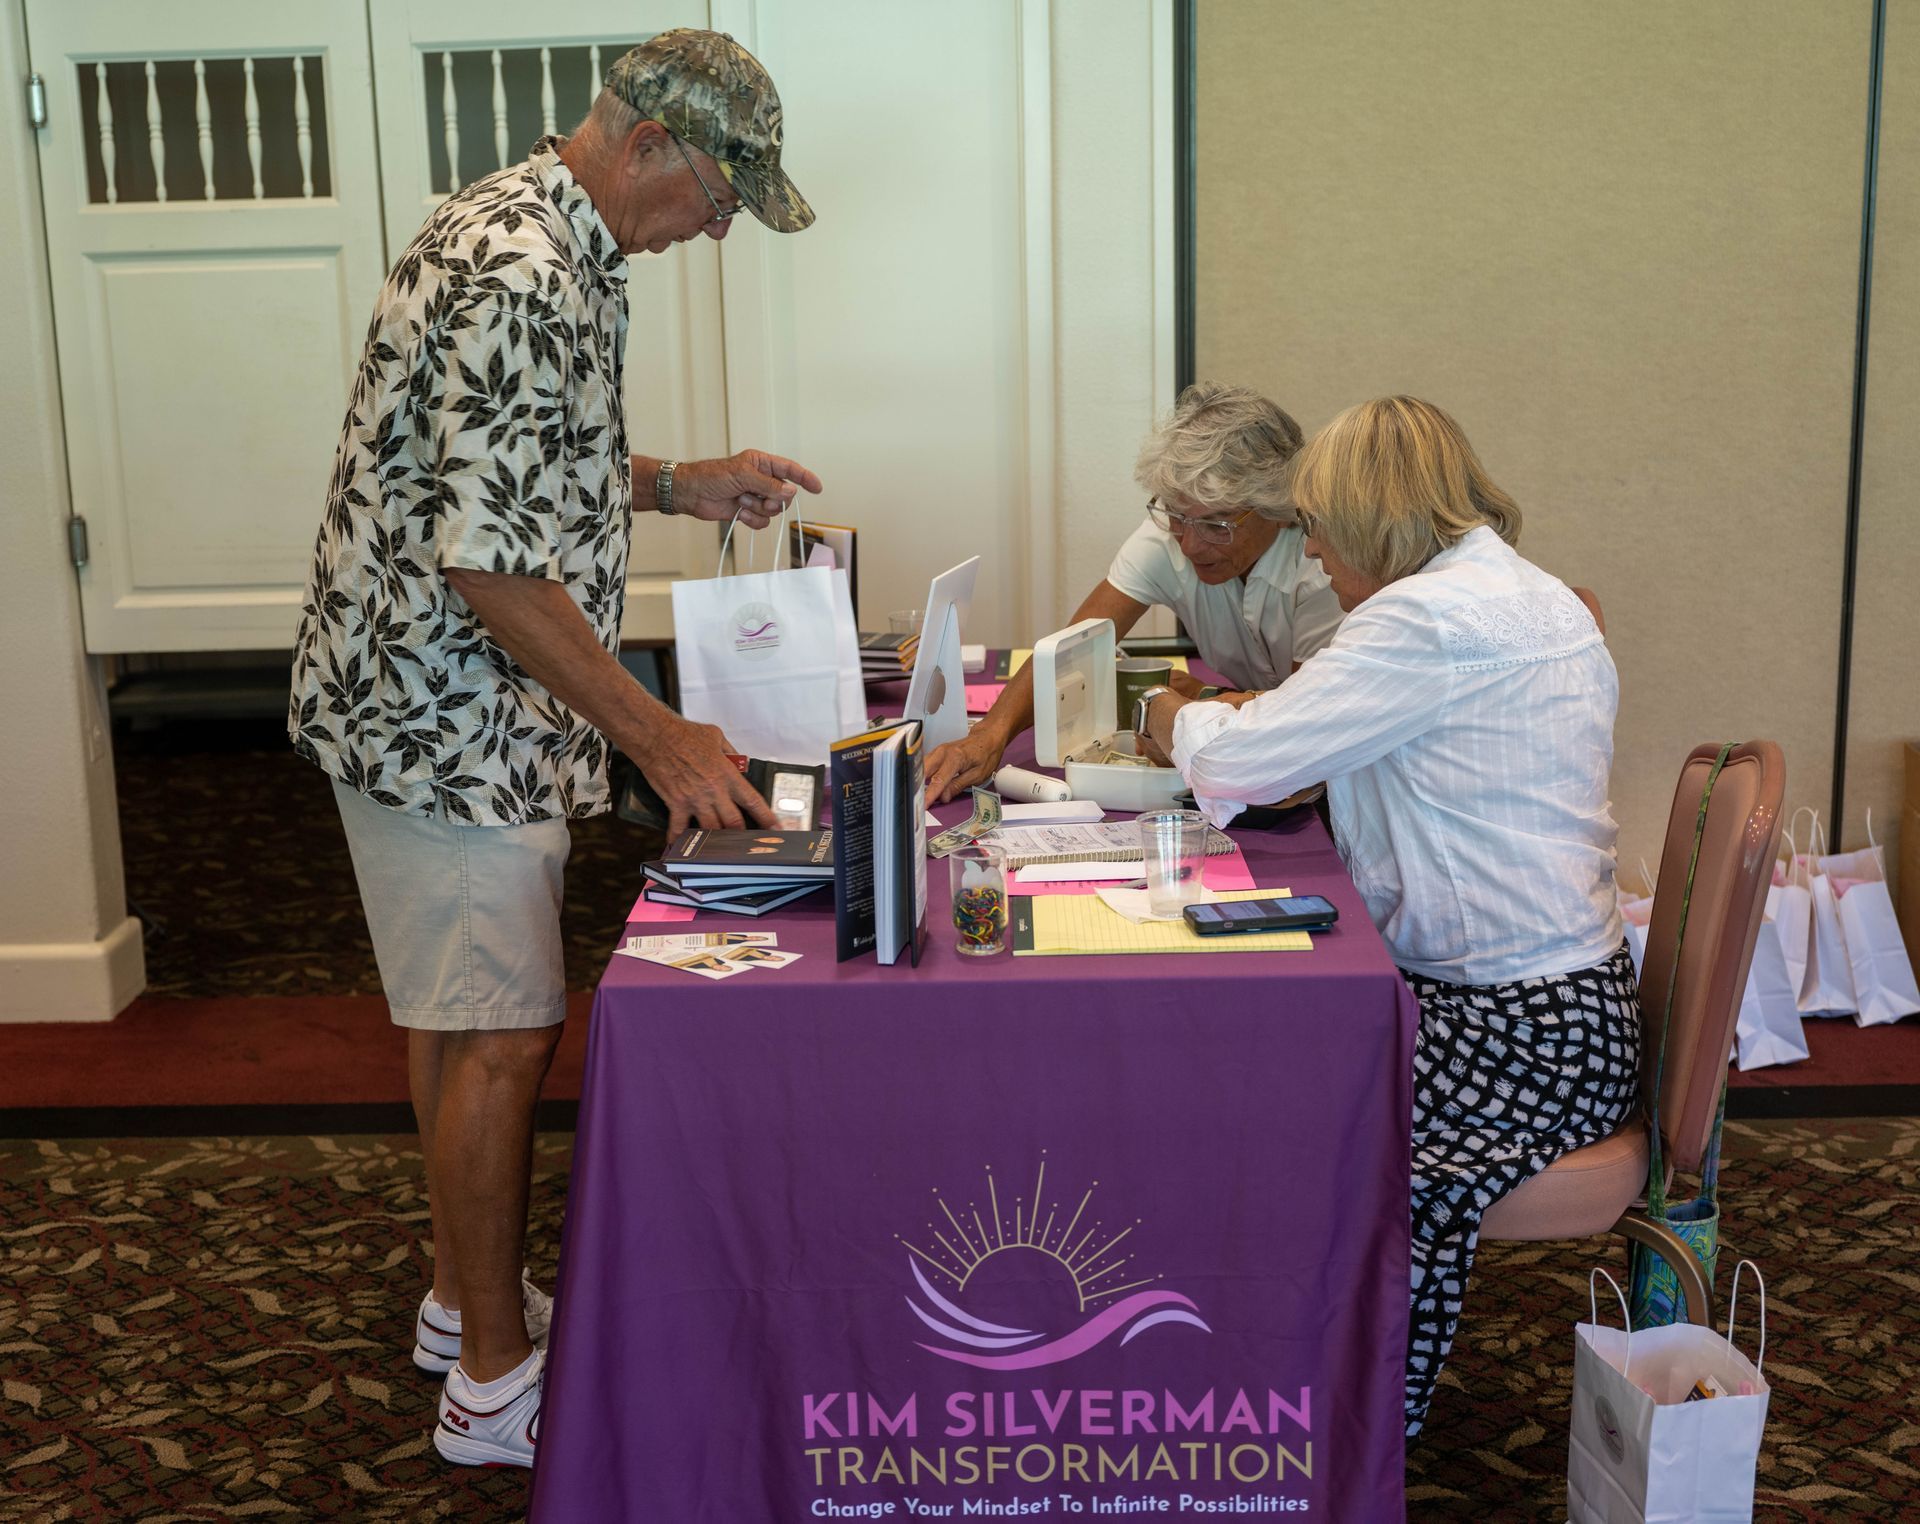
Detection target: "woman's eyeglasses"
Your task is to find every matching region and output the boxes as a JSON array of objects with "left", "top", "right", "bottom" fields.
[{"left": 1146, "top": 498, "right": 1254, "bottom": 546}]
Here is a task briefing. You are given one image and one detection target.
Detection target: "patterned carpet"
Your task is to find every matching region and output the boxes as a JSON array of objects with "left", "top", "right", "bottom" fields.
[
  {"left": 3, "top": 1119, "right": 1915, "bottom": 1521},
  {"left": 115, "top": 719, "right": 661, "bottom": 998}
]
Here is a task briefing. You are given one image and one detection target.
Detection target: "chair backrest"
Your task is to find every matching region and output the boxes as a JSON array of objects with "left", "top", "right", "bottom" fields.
[{"left": 1637, "top": 741, "right": 1786, "bottom": 1172}]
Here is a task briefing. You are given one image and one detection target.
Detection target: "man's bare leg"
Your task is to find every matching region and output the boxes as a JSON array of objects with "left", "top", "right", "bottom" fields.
[
  {"left": 408, "top": 1030, "right": 458, "bottom": 1309},
  {"left": 432, "top": 1025, "right": 563, "bottom": 1382}
]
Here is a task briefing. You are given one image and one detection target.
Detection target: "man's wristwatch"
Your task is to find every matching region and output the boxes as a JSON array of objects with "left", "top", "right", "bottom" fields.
[
  {"left": 1132, "top": 684, "right": 1177, "bottom": 736},
  {"left": 654, "top": 459, "right": 679, "bottom": 516}
]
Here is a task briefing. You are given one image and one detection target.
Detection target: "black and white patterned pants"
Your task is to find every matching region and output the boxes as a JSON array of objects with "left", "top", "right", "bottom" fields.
[{"left": 1402, "top": 943, "right": 1640, "bottom": 1437}]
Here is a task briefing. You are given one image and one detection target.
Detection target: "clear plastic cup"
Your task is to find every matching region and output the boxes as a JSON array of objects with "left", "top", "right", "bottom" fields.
[
  {"left": 1139, "top": 809, "right": 1208, "bottom": 918},
  {"left": 949, "top": 844, "right": 1009, "bottom": 956},
  {"left": 889, "top": 609, "right": 925, "bottom": 636}
]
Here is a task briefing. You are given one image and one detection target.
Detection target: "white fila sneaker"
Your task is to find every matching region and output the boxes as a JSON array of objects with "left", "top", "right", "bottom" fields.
[
  {"left": 412, "top": 1276, "right": 554, "bottom": 1374},
  {"left": 435, "top": 1348, "right": 544, "bottom": 1468}
]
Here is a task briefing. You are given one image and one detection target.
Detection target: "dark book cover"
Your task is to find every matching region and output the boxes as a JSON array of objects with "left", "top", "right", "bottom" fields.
[
  {"left": 619, "top": 756, "right": 823, "bottom": 835},
  {"left": 642, "top": 881, "right": 827, "bottom": 917},
  {"left": 830, "top": 721, "right": 907, "bottom": 961},
  {"left": 642, "top": 862, "right": 820, "bottom": 904},
  {"left": 663, "top": 828, "right": 834, "bottom": 878}
]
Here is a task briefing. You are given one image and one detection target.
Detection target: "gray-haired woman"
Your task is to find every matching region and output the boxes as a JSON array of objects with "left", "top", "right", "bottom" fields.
[{"left": 925, "top": 383, "right": 1343, "bottom": 802}]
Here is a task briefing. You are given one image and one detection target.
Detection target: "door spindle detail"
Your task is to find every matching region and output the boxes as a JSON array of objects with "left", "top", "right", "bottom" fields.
[
  {"left": 96, "top": 62, "right": 117, "bottom": 204},
  {"left": 194, "top": 59, "right": 214, "bottom": 199},
  {"left": 491, "top": 50, "right": 509, "bottom": 169},
  {"left": 294, "top": 56, "right": 314, "bottom": 198},
  {"left": 145, "top": 61, "right": 166, "bottom": 202},
  {"left": 441, "top": 52, "right": 460, "bottom": 192},
  {"left": 244, "top": 57, "right": 263, "bottom": 198},
  {"left": 540, "top": 48, "right": 556, "bottom": 136}
]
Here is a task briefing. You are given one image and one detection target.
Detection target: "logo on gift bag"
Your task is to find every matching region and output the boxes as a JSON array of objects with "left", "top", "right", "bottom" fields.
[
  {"left": 898, "top": 1156, "right": 1210, "bottom": 1369},
  {"left": 1594, "top": 1395, "right": 1625, "bottom": 1463},
  {"left": 730, "top": 601, "right": 783, "bottom": 660}
]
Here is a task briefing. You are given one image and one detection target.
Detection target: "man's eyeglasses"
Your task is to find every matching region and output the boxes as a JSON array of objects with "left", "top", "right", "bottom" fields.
[
  {"left": 1146, "top": 498, "right": 1254, "bottom": 546},
  {"left": 671, "top": 135, "right": 743, "bottom": 225}
]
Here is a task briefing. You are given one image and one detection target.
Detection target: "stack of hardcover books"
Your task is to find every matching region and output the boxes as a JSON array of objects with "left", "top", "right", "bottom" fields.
[
  {"left": 859, "top": 630, "right": 918, "bottom": 682},
  {"left": 641, "top": 828, "right": 835, "bottom": 918}
]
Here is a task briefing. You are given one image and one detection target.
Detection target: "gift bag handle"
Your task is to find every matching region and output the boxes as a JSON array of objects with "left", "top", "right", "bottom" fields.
[
  {"left": 716, "top": 497, "right": 812, "bottom": 578},
  {"left": 1725, "top": 1259, "right": 1767, "bottom": 1376},
  {"left": 1588, "top": 1267, "right": 1633, "bottom": 1380}
]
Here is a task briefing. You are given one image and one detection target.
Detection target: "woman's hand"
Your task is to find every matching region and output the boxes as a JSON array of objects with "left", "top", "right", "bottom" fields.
[{"left": 925, "top": 726, "right": 1009, "bottom": 805}]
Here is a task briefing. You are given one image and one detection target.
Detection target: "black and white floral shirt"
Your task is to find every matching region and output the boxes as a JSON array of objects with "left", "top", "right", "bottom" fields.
[{"left": 290, "top": 138, "right": 633, "bottom": 825}]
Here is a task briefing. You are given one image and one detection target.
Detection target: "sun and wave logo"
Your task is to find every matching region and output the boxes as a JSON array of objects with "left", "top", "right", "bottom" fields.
[
  {"left": 897, "top": 1156, "right": 1210, "bottom": 1371},
  {"left": 730, "top": 601, "right": 782, "bottom": 660}
]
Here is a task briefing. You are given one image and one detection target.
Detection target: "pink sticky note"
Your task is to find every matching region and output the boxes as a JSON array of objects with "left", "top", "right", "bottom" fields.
[
  {"left": 1203, "top": 851, "right": 1258, "bottom": 892},
  {"left": 965, "top": 682, "right": 1006, "bottom": 714},
  {"left": 627, "top": 887, "right": 698, "bottom": 924}
]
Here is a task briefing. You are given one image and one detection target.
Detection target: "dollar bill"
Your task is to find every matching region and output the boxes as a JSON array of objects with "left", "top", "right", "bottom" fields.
[{"left": 926, "top": 787, "right": 1003, "bottom": 858}]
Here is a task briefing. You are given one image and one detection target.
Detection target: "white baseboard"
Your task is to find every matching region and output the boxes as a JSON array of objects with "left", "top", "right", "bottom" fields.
[{"left": 0, "top": 916, "right": 146, "bottom": 1022}]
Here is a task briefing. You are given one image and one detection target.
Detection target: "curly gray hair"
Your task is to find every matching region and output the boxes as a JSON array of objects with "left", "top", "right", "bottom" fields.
[{"left": 1132, "top": 383, "right": 1305, "bottom": 518}]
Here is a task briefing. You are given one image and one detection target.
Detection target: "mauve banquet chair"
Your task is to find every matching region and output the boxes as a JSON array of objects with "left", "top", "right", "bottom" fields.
[{"left": 1479, "top": 740, "right": 1786, "bottom": 1327}]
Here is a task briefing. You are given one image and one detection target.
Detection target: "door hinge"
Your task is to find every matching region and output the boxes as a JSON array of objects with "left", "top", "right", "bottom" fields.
[
  {"left": 68, "top": 515, "right": 90, "bottom": 569},
  {"left": 26, "top": 72, "right": 47, "bottom": 131}
]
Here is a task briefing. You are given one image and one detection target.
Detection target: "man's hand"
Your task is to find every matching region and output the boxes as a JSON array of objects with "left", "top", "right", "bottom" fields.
[
  {"left": 670, "top": 450, "right": 823, "bottom": 529},
  {"left": 924, "top": 726, "right": 1010, "bottom": 806},
  {"left": 633, "top": 714, "right": 779, "bottom": 838},
  {"left": 1166, "top": 669, "right": 1210, "bottom": 700}
]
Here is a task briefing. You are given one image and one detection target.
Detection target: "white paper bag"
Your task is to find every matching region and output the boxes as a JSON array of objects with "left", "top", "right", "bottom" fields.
[
  {"left": 1568, "top": 1267, "right": 1770, "bottom": 1524},
  {"left": 1734, "top": 887, "right": 1809, "bottom": 1071},
  {"left": 671, "top": 514, "right": 865, "bottom": 765},
  {"left": 1779, "top": 813, "right": 1855, "bottom": 1017},
  {"left": 1821, "top": 812, "right": 1920, "bottom": 1028},
  {"left": 1619, "top": 859, "right": 1656, "bottom": 977}
]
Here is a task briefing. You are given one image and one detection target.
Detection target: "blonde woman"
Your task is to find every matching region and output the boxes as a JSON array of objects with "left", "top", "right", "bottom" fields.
[
  {"left": 924, "top": 383, "right": 1343, "bottom": 802},
  {"left": 1139, "top": 397, "right": 1637, "bottom": 1438}
]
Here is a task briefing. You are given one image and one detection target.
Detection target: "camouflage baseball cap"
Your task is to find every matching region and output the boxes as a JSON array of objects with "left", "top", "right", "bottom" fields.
[{"left": 605, "top": 29, "right": 813, "bottom": 233}]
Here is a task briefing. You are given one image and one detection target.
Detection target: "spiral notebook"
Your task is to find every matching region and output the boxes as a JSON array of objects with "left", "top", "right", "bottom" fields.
[{"left": 981, "top": 821, "right": 1237, "bottom": 872}]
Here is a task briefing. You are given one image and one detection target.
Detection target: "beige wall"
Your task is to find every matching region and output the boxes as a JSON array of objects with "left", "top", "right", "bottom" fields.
[
  {"left": 1196, "top": 0, "right": 1880, "bottom": 877},
  {"left": 1847, "top": 3, "right": 1920, "bottom": 867}
]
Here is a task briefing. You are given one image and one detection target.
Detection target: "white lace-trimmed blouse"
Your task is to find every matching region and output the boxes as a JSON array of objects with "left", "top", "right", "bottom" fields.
[{"left": 1170, "top": 526, "right": 1625, "bottom": 986}]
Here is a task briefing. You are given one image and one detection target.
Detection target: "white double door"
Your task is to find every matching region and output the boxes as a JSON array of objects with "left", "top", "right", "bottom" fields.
[{"left": 32, "top": 0, "right": 720, "bottom": 652}]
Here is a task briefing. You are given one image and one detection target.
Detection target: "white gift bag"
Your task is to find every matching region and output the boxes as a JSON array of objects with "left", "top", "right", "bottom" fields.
[
  {"left": 1780, "top": 812, "right": 1856, "bottom": 1017},
  {"left": 1820, "top": 811, "right": 1920, "bottom": 1028},
  {"left": 1733, "top": 887, "right": 1809, "bottom": 1071},
  {"left": 1568, "top": 1266, "right": 1771, "bottom": 1524},
  {"left": 1620, "top": 861, "right": 1656, "bottom": 978},
  {"left": 671, "top": 511, "right": 866, "bottom": 765}
]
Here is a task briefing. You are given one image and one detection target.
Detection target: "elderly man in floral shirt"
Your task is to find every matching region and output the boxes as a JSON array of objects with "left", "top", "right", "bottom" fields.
[{"left": 289, "top": 30, "right": 817, "bottom": 1466}]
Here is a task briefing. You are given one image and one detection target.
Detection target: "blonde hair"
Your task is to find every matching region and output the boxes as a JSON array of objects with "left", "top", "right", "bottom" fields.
[
  {"left": 1286, "top": 396, "right": 1521, "bottom": 583},
  {"left": 1133, "top": 383, "right": 1304, "bottom": 516}
]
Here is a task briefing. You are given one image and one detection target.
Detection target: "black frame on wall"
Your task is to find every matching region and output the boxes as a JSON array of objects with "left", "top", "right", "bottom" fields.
[{"left": 1174, "top": 0, "right": 1891, "bottom": 846}]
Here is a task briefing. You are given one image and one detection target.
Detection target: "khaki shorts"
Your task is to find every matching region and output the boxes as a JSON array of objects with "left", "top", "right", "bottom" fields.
[{"left": 332, "top": 779, "right": 570, "bottom": 1031}]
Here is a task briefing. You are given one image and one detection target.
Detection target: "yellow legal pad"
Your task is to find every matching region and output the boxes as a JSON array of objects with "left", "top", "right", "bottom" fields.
[{"left": 1009, "top": 889, "right": 1311, "bottom": 956}]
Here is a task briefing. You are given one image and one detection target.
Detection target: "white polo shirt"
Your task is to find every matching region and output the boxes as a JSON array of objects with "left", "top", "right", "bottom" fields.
[
  {"left": 1105, "top": 517, "right": 1344, "bottom": 690},
  {"left": 1170, "top": 526, "right": 1623, "bottom": 986}
]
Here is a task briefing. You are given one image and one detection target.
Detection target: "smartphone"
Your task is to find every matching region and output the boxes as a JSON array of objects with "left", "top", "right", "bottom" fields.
[{"left": 1182, "top": 894, "right": 1339, "bottom": 935}]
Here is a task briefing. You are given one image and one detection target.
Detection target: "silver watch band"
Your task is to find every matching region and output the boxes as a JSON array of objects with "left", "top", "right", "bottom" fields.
[
  {"left": 1132, "top": 684, "right": 1176, "bottom": 736},
  {"left": 654, "top": 459, "right": 679, "bottom": 516}
]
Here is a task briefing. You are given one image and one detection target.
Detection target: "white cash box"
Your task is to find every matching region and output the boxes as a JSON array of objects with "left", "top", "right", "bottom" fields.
[{"left": 1031, "top": 618, "right": 1188, "bottom": 811}]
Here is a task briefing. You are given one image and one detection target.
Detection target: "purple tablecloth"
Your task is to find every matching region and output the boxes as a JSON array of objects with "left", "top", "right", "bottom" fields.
[{"left": 533, "top": 777, "right": 1416, "bottom": 1520}]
